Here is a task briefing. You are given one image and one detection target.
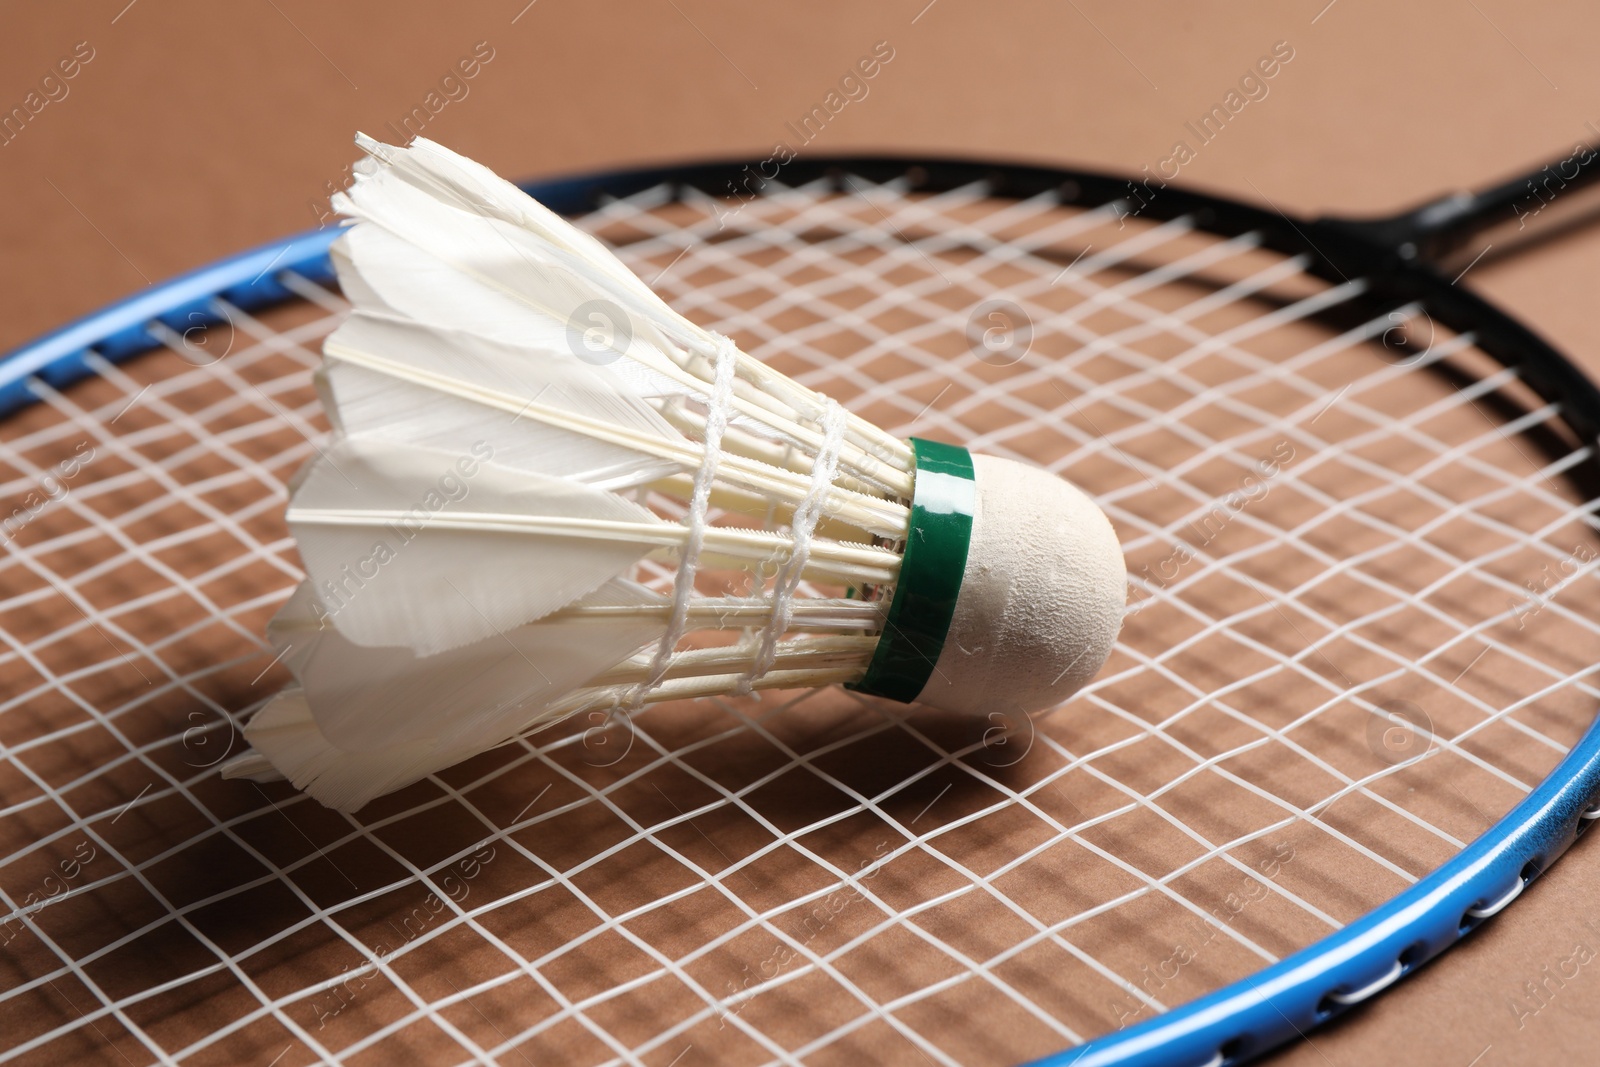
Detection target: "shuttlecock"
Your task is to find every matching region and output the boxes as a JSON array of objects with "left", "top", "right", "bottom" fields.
[{"left": 221, "top": 135, "right": 1126, "bottom": 811}]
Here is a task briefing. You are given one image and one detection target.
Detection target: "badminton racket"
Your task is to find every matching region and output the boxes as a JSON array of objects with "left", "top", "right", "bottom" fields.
[{"left": 3, "top": 146, "right": 1600, "bottom": 1066}]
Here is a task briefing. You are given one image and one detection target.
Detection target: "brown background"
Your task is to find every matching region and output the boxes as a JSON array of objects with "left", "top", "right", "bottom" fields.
[{"left": 4, "top": 0, "right": 1600, "bottom": 1061}]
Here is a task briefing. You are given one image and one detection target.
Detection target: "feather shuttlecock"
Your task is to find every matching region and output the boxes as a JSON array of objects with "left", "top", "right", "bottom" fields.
[{"left": 222, "top": 135, "right": 1127, "bottom": 810}]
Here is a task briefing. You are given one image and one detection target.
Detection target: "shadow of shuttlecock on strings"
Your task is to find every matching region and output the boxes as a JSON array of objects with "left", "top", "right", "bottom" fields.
[{"left": 116, "top": 677, "right": 1046, "bottom": 1004}]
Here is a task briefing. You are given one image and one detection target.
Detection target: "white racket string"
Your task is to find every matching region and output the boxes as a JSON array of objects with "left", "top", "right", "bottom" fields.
[{"left": 2, "top": 174, "right": 1598, "bottom": 1067}]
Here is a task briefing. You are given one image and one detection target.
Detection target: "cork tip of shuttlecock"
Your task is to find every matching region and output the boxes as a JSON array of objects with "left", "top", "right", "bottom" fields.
[{"left": 913, "top": 454, "right": 1126, "bottom": 718}]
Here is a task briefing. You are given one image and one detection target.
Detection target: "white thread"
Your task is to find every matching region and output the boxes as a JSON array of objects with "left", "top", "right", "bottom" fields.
[
  {"left": 633, "top": 334, "right": 740, "bottom": 704},
  {"left": 738, "top": 399, "right": 848, "bottom": 692}
]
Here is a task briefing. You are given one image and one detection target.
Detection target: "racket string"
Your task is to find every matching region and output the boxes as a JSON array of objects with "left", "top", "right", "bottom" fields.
[{"left": 3, "top": 178, "right": 1600, "bottom": 1064}]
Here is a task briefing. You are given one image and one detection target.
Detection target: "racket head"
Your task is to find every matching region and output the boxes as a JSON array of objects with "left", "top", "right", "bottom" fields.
[{"left": 3, "top": 156, "right": 1599, "bottom": 1067}]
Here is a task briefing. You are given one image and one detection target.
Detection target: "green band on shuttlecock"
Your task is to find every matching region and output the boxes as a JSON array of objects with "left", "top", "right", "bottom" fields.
[{"left": 849, "top": 438, "right": 976, "bottom": 704}]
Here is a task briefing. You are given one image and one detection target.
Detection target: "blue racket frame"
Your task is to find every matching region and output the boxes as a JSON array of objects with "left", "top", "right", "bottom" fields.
[{"left": 5, "top": 157, "right": 1600, "bottom": 1067}]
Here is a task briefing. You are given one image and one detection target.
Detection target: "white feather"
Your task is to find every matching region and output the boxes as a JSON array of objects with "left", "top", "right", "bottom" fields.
[
  {"left": 233, "top": 584, "right": 665, "bottom": 811},
  {"left": 322, "top": 311, "right": 687, "bottom": 490},
  {"left": 287, "top": 436, "right": 666, "bottom": 654},
  {"left": 330, "top": 223, "right": 686, "bottom": 402},
  {"left": 357, "top": 133, "right": 668, "bottom": 309},
  {"left": 229, "top": 691, "right": 442, "bottom": 811},
  {"left": 334, "top": 168, "right": 684, "bottom": 360},
  {"left": 268, "top": 577, "right": 661, "bottom": 750},
  {"left": 327, "top": 236, "right": 394, "bottom": 316}
]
